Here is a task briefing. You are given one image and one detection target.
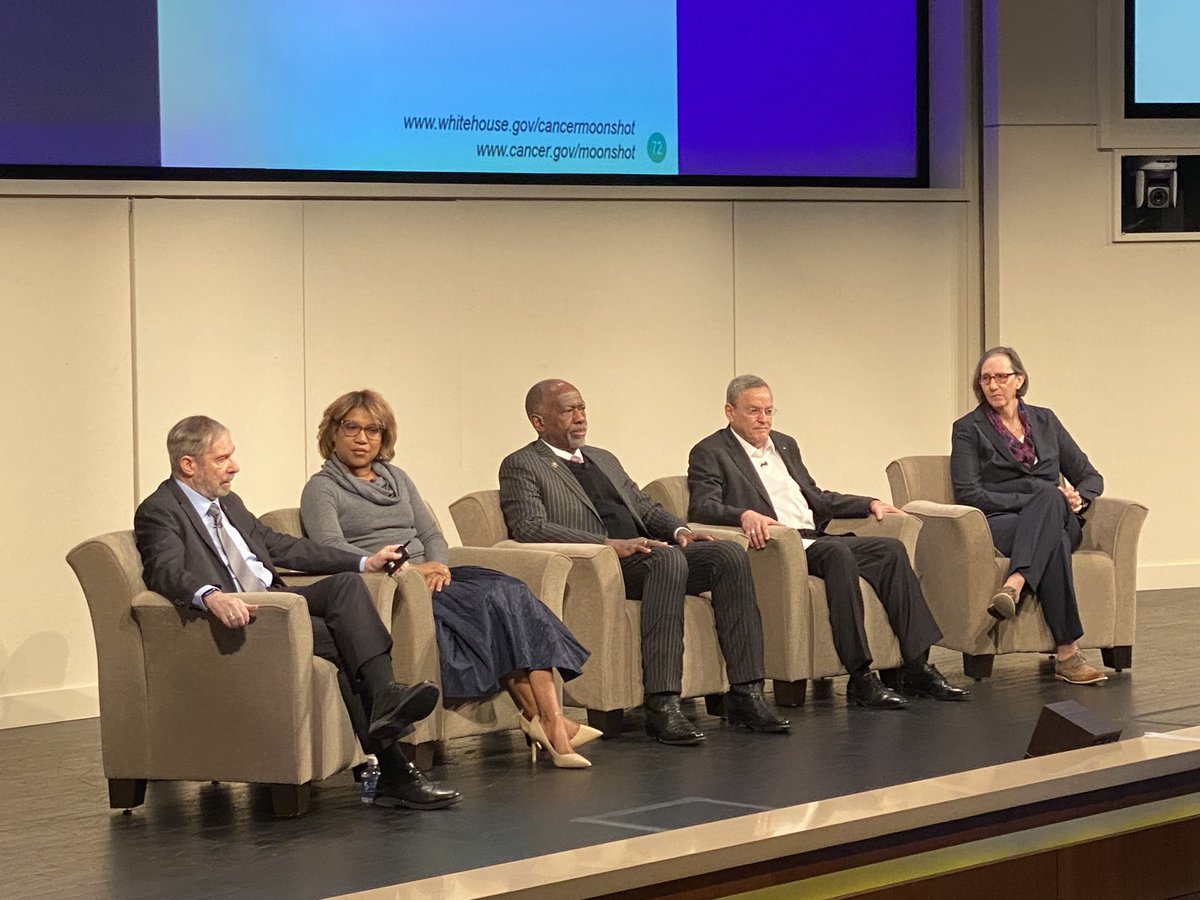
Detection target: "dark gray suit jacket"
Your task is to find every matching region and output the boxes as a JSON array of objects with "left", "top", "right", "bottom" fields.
[
  {"left": 499, "top": 441, "right": 685, "bottom": 544},
  {"left": 687, "top": 427, "right": 873, "bottom": 532},
  {"left": 134, "top": 479, "right": 364, "bottom": 610},
  {"left": 950, "top": 404, "right": 1103, "bottom": 515}
]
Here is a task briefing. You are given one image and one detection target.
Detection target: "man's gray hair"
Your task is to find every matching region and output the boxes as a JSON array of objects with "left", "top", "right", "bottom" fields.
[
  {"left": 726, "top": 374, "right": 770, "bottom": 405},
  {"left": 167, "top": 415, "right": 227, "bottom": 475}
]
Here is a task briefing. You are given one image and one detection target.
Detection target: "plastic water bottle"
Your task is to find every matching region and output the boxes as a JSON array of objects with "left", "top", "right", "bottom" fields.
[{"left": 360, "top": 755, "right": 380, "bottom": 804}]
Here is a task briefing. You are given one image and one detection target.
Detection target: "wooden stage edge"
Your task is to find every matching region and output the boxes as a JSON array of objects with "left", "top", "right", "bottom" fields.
[{"left": 335, "top": 726, "right": 1200, "bottom": 899}]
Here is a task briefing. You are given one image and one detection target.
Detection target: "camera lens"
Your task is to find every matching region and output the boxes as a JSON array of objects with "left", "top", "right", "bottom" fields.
[{"left": 1147, "top": 185, "right": 1171, "bottom": 208}]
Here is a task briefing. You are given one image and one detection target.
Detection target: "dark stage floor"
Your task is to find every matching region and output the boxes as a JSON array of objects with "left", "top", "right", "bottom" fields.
[{"left": 3, "top": 590, "right": 1197, "bottom": 899}]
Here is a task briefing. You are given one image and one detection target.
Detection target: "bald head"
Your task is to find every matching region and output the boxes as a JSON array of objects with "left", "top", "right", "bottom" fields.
[
  {"left": 524, "top": 379, "right": 575, "bottom": 418},
  {"left": 524, "top": 379, "right": 587, "bottom": 451}
]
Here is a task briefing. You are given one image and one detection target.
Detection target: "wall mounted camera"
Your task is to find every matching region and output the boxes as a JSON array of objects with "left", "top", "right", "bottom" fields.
[
  {"left": 1117, "top": 153, "right": 1198, "bottom": 238},
  {"left": 1134, "top": 157, "right": 1178, "bottom": 209}
]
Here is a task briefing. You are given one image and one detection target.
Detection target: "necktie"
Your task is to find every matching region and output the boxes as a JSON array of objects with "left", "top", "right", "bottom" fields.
[
  {"left": 207, "top": 502, "right": 268, "bottom": 593},
  {"left": 569, "top": 452, "right": 584, "bottom": 464}
]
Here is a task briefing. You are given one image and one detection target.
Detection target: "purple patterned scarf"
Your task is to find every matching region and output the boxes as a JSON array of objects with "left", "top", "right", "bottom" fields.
[{"left": 984, "top": 401, "right": 1036, "bottom": 469}]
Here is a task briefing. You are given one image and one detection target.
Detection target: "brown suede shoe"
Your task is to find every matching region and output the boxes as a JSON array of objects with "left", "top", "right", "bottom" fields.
[
  {"left": 1054, "top": 652, "right": 1107, "bottom": 685},
  {"left": 988, "top": 585, "right": 1020, "bottom": 621}
]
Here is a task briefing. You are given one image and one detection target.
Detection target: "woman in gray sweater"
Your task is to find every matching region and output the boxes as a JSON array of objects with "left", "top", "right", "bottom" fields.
[{"left": 301, "top": 390, "right": 595, "bottom": 768}]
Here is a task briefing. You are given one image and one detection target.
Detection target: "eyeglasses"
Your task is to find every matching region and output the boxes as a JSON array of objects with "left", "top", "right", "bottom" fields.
[
  {"left": 978, "top": 372, "right": 1019, "bottom": 386},
  {"left": 338, "top": 421, "right": 384, "bottom": 439},
  {"left": 737, "top": 406, "right": 777, "bottom": 417}
]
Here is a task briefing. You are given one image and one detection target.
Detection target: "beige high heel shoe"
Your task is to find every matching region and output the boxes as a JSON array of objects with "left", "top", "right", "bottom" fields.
[
  {"left": 518, "top": 714, "right": 591, "bottom": 768},
  {"left": 570, "top": 723, "right": 604, "bottom": 749}
]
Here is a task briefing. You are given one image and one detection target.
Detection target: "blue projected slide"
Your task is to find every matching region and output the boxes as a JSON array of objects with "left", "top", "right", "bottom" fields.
[
  {"left": 0, "top": 1, "right": 924, "bottom": 182},
  {"left": 158, "top": 1, "right": 679, "bottom": 175},
  {"left": 1133, "top": 0, "right": 1200, "bottom": 103}
]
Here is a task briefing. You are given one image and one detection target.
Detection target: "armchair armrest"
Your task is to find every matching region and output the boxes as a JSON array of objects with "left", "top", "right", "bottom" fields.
[
  {"left": 1079, "top": 497, "right": 1149, "bottom": 558},
  {"left": 1079, "top": 496, "right": 1149, "bottom": 641},
  {"left": 684, "top": 524, "right": 812, "bottom": 679},
  {"left": 277, "top": 570, "right": 440, "bottom": 742},
  {"left": 387, "top": 569, "right": 443, "bottom": 725},
  {"left": 449, "top": 545, "right": 571, "bottom": 618},
  {"left": 825, "top": 515, "right": 922, "bottom": 564},
  {"left": 898, "top": 500, "right": 1000, "bottom": 655},
  {"left": 497, "top": 541, "right": 637, "bottom": 710},
  {"left": 131, "top": 590, "right": 320, "bottom": 782},
  {"left": 686, "top": 524, "right": 750, "bottom": 549}
]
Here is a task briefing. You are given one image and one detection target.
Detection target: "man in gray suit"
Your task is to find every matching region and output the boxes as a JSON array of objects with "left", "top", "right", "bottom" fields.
[
  {"left": 134, "top": 415, "right": 460, "bottom": 809},
  {"left": 499, "top": 380, "right": 789, "bottom": 746}
]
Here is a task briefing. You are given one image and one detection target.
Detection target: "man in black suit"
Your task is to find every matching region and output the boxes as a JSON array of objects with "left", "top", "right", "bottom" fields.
[
  {"left": 499, "top": 379, "right": 789, "bottom": 745},
  {"left": 688, "top": 376, "right": 968, "bottom": 708},
  {"left": 134, "top": 415, "right": 460, "bottom": 809}
]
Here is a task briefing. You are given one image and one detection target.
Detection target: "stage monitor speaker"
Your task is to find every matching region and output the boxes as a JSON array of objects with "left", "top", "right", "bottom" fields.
[{"left": 1026, "top": 700, "right": 1122, "bottom": 759}]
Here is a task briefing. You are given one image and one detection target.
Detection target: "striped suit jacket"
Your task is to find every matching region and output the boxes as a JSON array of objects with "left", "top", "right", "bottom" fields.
[{"left": 499, "top": 440, "right": 685, "bottom": 544}]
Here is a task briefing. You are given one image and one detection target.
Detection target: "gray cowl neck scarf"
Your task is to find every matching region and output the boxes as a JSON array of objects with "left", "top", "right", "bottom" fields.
[{"left": 318, "top": 455, "right": 403, "bottom": 506}]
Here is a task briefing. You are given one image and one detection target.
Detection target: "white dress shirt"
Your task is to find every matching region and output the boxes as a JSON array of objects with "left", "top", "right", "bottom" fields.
[
  {"left": 175, "top": 479, "right": 274, "bottom": 608},
  {"left": 731, "top": 431, "right": 818, "bottom": 548}
]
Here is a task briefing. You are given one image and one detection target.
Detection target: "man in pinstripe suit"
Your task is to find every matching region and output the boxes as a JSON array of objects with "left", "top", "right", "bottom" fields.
[{"left": 499, "top": 379, "right": 789, "bottom": 746}]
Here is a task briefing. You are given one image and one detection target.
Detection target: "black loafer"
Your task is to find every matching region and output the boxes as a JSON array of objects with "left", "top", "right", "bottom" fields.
[
  {"left": 374, "top": 760, "right": 461, "bottom": 810},
  {"left": 369, "top": 681, "right": 440, "bottom": 741},
  {"left": 725, "top": 687, "right": 791, "bottom": 733},
  {"left": 644, "top": 693, "right": 705, "bottom": 746},
  {"left": 847, "top": 672, "right": 907, "bottom": 709},
  {"left": 903, "top": 662, "right": 971, "bottom": 701}
]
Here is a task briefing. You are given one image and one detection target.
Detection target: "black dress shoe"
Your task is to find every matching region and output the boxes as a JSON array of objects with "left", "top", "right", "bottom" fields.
[
  {"left": 374, "top": 760, "right": 461, "bottom": 810},
  {"left": 369, "top": 681, "right": 440, "bottom": 741},
  {"left": 726, "top": 687, "right": 791, "bottom": 734},
  {"left": 847, "top": 672, "right": 907, "bottom": 709},
  {"left": 903, "top": 662, "right": 971, "bottom": 701},
  {"left": 644, "top": 693, "right": 705, "bottom": 746}
]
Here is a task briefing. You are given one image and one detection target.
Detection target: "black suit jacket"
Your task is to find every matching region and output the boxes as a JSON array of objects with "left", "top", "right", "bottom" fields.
[
  {"left": 687, "top": 427, "right": 874, "bottom": 532},
  {"left": 950, "top": 404, "right": 1103, "bottom": 515},
  {"left": 134, "top": 479, "right": 365, "bottom": 610}
]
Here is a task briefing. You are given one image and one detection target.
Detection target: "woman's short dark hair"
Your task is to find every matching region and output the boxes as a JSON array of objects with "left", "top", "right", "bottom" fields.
[
  {"left": 972, "top": 346, "right": 1029, "bottom": 405},
  {"left": 316, "top": 389, "right": 398, "bottom": 462}
]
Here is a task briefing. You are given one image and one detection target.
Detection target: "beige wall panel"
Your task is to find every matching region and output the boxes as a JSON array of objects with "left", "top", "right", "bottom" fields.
[
  {"left": 302, "top": 201, "right": 466, "bottom": 531},
  {"left": 987, "top": 0, "right": 1097, "bottom": 127},
  {"left": 0, "top": 199, "right": 132, "bottom": 724},
  {"left": 132, "top": 200, "right": 306, "bottom": 515},
  {"left": 454, "top": 201, "right": 735, "bottom": 507},
  {"left": 991, "top": 125, "right": 1199, "bottom": 579},
  {"left": 734, "top": 202, "right": 966, "bottom": 502},
  {"left": 304, "top": 201, "right": 734, "bottom": 541}
]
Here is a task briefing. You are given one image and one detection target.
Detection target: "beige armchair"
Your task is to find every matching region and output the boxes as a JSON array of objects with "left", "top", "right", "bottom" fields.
[
  {"left": 886, "top": 455, "right": 1148, "bottom": 679},
  {"left": 644, "top": 476, "right": 914, "bottom": 705},
  {"left": 65, "top": 531, "right": 384, "bottom": 817},
  {"left": 260, "top": 508, "right": 571, "bottom": 767},
  {"left": 449, "top": 490, "right": 730, "bottom": 736}
]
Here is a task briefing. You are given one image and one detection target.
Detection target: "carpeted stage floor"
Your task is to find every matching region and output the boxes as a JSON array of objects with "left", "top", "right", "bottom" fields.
[{"left": 2, "top": 589, "right": 1196, "bottom": 899}]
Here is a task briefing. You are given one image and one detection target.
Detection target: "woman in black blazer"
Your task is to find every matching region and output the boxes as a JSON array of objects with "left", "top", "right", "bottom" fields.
[{"left": 950, "top": 347, "right": 1107, "bottom": 685}]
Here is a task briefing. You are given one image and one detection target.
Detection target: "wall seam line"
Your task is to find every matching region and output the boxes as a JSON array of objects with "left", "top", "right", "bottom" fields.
[
  {"left": 128, "top": 198, "right": 140, "bottom": 508},
  {"left": 730, "top": 201, "right": 738, "bottom": 375}
]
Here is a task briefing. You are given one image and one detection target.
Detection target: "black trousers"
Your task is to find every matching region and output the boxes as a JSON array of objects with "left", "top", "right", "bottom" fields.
[
  {"left": 805, "top": 535, "right": 943, "bottom": 674},
  {"left": 283, "top": 572, "right": 392, "bottom": 752},
  {"left": 986, "top": 488, "right": 1084, "bottom": 647},
  {"left": 620, "top": 541, "right": 765, "bottom": 694}
]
